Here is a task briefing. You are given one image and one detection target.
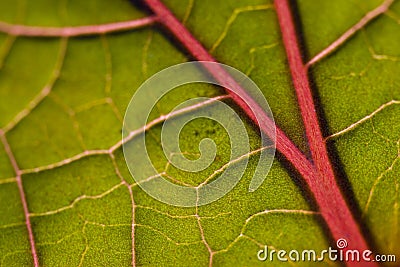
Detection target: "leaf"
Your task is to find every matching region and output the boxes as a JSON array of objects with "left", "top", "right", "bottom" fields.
[{"left": 0, "top": 0, "right": 399, "bottom": 266}]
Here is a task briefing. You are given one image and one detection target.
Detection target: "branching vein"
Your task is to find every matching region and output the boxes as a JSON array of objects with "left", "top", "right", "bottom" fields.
[
  {"left": 306, "top": 0, "right": 395, "bottom": 67},
  {"left": 327, "top": 100, "right": 400, "bottom": 139}
]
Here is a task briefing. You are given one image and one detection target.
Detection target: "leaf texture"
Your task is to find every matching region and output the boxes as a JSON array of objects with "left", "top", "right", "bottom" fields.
[{"left": 0, "top": 0, "right": 399, "bottom": 266}]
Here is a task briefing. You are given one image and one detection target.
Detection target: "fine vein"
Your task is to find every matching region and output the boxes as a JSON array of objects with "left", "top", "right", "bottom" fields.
[
  {"left": 306, "top": 0, "right": 395, "bottom": 67},
  {"left": 0, "top": 130, "right": 39, "bottom": 267},
  {"left": 0, "top": 16, "right": 157, "bottom": 37}
]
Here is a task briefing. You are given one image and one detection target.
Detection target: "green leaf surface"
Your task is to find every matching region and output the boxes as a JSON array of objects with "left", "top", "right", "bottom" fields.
[{"left": 0, "top": 0, "right": 399, "bottom": 266}]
